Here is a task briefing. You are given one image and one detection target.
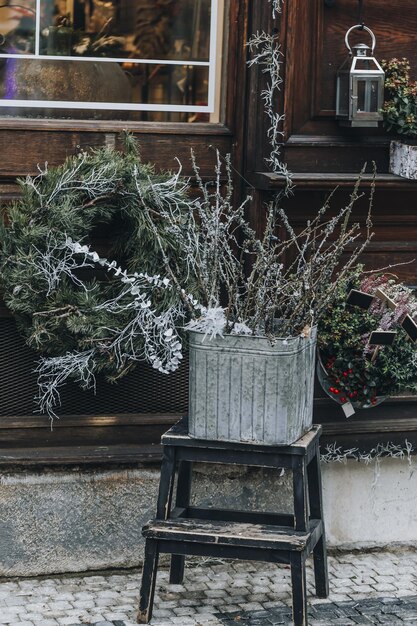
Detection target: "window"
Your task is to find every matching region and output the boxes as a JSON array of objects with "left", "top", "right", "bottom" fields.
[{"left": 0, "top": 0, "right": 224, "bottom": 121}]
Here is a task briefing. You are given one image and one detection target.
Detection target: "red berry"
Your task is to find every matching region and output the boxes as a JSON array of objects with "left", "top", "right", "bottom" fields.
[
  {"left": 334, "top": 389, "right": 340, "bottom": 394},
  {"left": 341, "top": 396, "right": 347, "bottom": 403},
  {"left": 343, "top": 371, "right": 348, "bottom": 377},
  {"left": 348, "top": 369, "right": 353, "bottom": 374}
]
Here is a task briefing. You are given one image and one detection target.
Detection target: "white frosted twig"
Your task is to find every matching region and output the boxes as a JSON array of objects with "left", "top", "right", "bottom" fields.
[
  {"left": 65, "top": 238, "right": 187, "bottom": 374},
  {"left": 185, "top": 307, "right": 227, "bottom": 339},
  {"left": 321, "top": 441, "right": 415, "bottom": 476},
  {"left": 134, "top": 161, "right": 191, "bottom": 215},
  {"left": 46, "top": 153, "right": 125, "bottom": 205},
  {"left": 35, "top": 349, "right": 96, "bottom": 420},
  {"left": 138, "top": 150, "right": 251, "bottom": 330},
  {"left": 269, "top": 0, "right": 284, "bottom": 18},
  {"left": 31, "top": 236, "right": 96, "bottom": 295},
  {"left": 247, "top": 28, "right": 293, "bottom": 193}
]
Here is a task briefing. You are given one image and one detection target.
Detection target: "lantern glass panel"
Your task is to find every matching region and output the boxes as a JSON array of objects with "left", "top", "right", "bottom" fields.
[
  {"left": 355, "top": 59, "right": 370, "bottom": 70},
  {"left": 336, "top": 72, "right": 349, "bottom": 116},
  {"left": 357, "top": 81, "right": 366, "bottom": 112},
  {"left": 370, "top": 81, "right": 379, "bottom": 112}
]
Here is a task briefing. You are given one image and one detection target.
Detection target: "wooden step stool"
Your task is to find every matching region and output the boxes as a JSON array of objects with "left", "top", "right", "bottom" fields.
[{"left": 137, "top": 417, "right": 329, "bottom": 626}]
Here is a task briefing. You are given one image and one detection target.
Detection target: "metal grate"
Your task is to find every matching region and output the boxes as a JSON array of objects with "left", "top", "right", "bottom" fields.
[{"left": 0, "top": 317, "right": 188, "bottom": 416}]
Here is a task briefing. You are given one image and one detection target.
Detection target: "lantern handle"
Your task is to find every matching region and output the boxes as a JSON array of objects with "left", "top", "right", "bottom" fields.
[{"left": 345, "top": 24, "right": 376, "bottom": 55}]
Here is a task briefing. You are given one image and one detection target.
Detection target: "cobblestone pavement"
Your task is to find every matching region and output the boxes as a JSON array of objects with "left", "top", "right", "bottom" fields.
[{"left": 1, "top": 548, "right": 417, "bottom": 626}]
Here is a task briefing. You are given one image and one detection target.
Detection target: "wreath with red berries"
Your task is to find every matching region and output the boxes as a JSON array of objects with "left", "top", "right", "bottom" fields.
[{"left": 317, "top": 267, "right": 417, "bottom": 414}]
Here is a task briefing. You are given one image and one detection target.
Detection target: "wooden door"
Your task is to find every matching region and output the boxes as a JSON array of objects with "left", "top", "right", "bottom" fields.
[{"left": 244, "top": 0, "right": 417, "bottom": 453}]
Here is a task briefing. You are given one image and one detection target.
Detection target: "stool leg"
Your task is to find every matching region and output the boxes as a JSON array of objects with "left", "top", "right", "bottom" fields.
[
  {"left": 170, "top": 555, "right": 185, "bottom": 585},
  {"left": 292, "top": 457, "right": 309, "bottom": 531},
  {"left": 138, "top": 539, "right": 160, "bottom": 624},
  {"left": 156, "top": 447, "right": 176, "bottom": 519},
  {"left": 290, "top": 552, "right": 308, "bottom": 626},
  {"left": 313, "top": 535, "right": 328, "bottom": 598},
  {"left": 170, "top": 460, "right": 193, "bottom": 584},
  {"left": 308, "top": 447, "right": 329, "bottom": 598}
]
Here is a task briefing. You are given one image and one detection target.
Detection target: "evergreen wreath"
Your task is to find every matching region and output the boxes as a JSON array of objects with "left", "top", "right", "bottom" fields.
[{"left": 0, "top": 134, "right": 194, "bottom": 418}]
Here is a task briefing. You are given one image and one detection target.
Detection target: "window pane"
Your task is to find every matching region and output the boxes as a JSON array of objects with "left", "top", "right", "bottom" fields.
[
  {"left": 37, "top": 0, "right": 211, "bottom": 62},
  {"left": 0, "top": 0, "right": 36, "bottom": 54},
  {"left": 0, "top": 57, "right": 209, "bottom": 121},
  {"left": 0, "top": 0, "right": 221, "bottom": 120}
]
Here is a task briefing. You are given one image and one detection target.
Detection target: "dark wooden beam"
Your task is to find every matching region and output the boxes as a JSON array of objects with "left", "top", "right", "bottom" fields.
[
  {"left": 250, "top": 172, "right": 417, "bottom": 190},
  {"left": 0, "top": 444, "right": 163, "bottom": 466}
]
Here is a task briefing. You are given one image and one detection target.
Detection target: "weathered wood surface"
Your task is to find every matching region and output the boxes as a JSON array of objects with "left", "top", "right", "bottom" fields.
[
  {"left": 139, "top": 416, "right": 328, "bottom": 625},
  {"left": 0, "top": 414, "right": 182, "bottom": 450},
  {"left": 142, "top": 518, "right": 322, "bottom": 552},
  {"left": 0, "top": 413, "right": 181, "bottom": 430},
  {"left": 0, "top": 444, "right": 163, "bottom": 466},
  {"left": 137, "top": 539, "right": 160, "bottom": 625},
  {"left": 161, "top": 417, "right": 321, "bottom": 455},
  {"left": 252, "top": 172, "right": 417, "bottom": 190}
]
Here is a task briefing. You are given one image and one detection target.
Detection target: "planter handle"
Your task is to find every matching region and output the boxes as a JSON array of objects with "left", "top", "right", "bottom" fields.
[{"left": 345, "top": 24, "right": 376, "bottom": 55}]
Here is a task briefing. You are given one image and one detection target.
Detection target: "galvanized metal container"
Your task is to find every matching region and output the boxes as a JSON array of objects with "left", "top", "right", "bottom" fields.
[
  {"left": 390, "top": 139, "right": 417, "bottom": 179},
  {"left": 188, "top": 328, "right": 317, "bottom": 445}
]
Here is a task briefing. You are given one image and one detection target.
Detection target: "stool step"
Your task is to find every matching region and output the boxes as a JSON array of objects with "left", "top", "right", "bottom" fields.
[{"left": 143, "top": 518, "right": 322, "bottom": 552}]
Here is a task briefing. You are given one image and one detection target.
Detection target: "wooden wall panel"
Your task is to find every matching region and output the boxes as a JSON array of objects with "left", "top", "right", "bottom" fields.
[
  {"left": 319, "top": 0, "right": 417, "bottom": 116},
  {"left": 281, "top": 187, "right": 417, "bottom": 284},
  {"left": 256, "top": 0, "right": 417, "bottom": 171},
  {"left": 0, "top": 125, "right": 232, "bottom": 178}
]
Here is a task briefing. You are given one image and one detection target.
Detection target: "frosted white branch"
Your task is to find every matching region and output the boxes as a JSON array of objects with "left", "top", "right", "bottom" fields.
[
  {"left": 321, "top": 441, "right": 414, "bottom": 467},
  {"left": 32, "top": 236, "right": 95, "bottom": 295},
  {"left": 269, "top": 0, "right": 283, "bottom": 18},
  {"left": 247, "top": 26, "right": 293, "bottom": 193},
  {"left": 35, "top": 349, "right": 96, "bottom": 420},
  {"left": 64, "top": 238, "right": 187, "bottom": 374}
]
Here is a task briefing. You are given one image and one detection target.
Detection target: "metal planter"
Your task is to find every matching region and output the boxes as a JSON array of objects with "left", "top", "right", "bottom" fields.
[
  {"left": 188, "top": 328, "right": 317, "bottom": 445},
  {"left": 390, "top": 139, "right": 417, "bottom": 179}
]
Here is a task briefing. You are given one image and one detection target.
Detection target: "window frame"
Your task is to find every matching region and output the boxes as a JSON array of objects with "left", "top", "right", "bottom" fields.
[{"left": 0, "top": 0, "right": 224, "bottom": 116}]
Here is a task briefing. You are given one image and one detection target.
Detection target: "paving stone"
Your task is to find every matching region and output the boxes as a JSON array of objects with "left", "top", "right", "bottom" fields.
[
  {"left": 72, "top": 600, "right": 95, "bottom": 609},
  {"left": 204, "top": 589, "right": 228, "bottom": 598},
  {"left": 173, "top": 606, "right": 197, "bottom": 616},
  {"left": 4, "top": 548, "right": 417, "bottom": 626}
]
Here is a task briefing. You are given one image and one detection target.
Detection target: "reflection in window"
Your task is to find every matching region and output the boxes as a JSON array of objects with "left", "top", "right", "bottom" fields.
[
  {"left": 0, "top": 1, "right": 36, "bottom": 54},
  {"left": 0, "top": 0, "right": 222, "bottom": 121}
]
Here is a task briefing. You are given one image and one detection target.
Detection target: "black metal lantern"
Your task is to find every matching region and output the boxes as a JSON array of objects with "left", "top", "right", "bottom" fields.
[{"left": 336, "top": 25, "right": 384, "bottom": 127}]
